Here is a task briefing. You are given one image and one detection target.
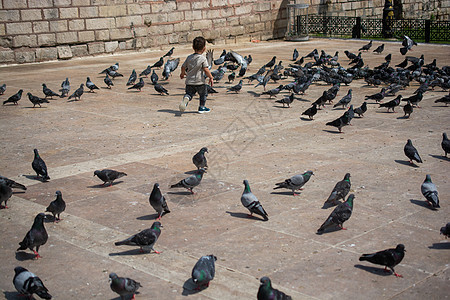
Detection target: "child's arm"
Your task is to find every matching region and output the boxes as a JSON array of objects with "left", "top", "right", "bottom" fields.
[
  {"left": 203, "top": 67, "right": 214, "bottom": 86},
  {"left": 180, "top": 65, "right": 186, "bottom": 79}
]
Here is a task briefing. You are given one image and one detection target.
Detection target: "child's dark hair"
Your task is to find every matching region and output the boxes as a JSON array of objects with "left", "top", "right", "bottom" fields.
[{"left": 193, "top": 36, "right": 206, "bottom": 52}]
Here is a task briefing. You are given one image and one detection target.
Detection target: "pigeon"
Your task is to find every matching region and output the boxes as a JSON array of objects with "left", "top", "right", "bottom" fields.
[
  {"left": 109, "top": 273, "right": 142, "bottom": 300},
  {"left": 292, "top": 48, "right": 299, "bottom": 61},
  {"left": 404, "top": 139, "right": 422, "bottom": 164},
  {"left": 275, "top": 93, "right": 294, "bottom": 108},
  {"left": 0, "top": 182, "right": 12, "bottom": 209},
  {"left": 150, "top": 70, "right": 159, "bottom": 85},
  {"left": 68, "top": 84, "right": 84, "bottom": 100},
  {"left": 94, "top": 169, "right": 127, "bottom": 186},
  {"left": 154, "top": 83, "right": 169, "bottom": 95},
  {"left": 434, "top": 93, "right": 450, "bottom": 106},
  {"left": 359, "top": 40, "right": 372, "bottom": 51},
  {"left": 264, "top": 56, "right": 276, "bottom": 69},
  {"left": 326, "top": 115, "right": 347, "bottom": 133},
  {"left": 192, "top": 147, "right": 208, "bottom": 170},
  {"left": 128, "top": 78, "right": 144, "bottom": 92},
  {"left": 104, "top": 74, "right": 114, "bottom": 89},
  {"left": 114, "top": 221, "right": 162, "bottom": 253},
  {"left": 227, "top": 79, "right": 243, "bottom": 93},
  {"left": 379, "top": 95, "right": 402, "bottom": 112},
  {"left": 441, "top": 133, "right": 450, "bottom": 157},
  {"left": 421, "top": 175, "right": 440, "bottom": 208},
  {"left": 274, "top": 170, "right": 314, "bottom": 196},
  {"left": 400, "top": 35, "right": 417, "bottom": 55},
  {"left": 395, "top": 58, "right": 409, "bottom": 68},
  {"left": 241, "top": 180, "right": 268, "bottom": 221},
  {"left": 354, "top": 101, "right": 367, "bottom": 117},
  {"left": 262, "top": 84, "right": 283, "bottom": 98},
  {"left": 149, "top": 183, "right": 170, "bottom": 220},
  {"left": 13, "top": 267, "right": 52, "bottom": 299},
  {"left": 440, "top": 223, "right": 450, "bottom": 238},
  {"left": 403, "top": 100, "right": 413, "bottom": 118},
  {"left": 163, "top": 47, "right": 174, "bottom": 58},
  {"left": 162, "top": 58, "right": 180, "bottom": 80},
  {"left": 127, "top": 69, "right": 137, "bottom": 85},
  {"left": 106, "top": 69, "right": 123, "bottom": 79},
  {"left": 373, "top": 43, "right": 384, "bottom": 54},
  {"left": 170, "top": 168, "right": 206, "bottom": 194},
  {"left": 317, "top": 194, "right": 354, "bottom": 234},
  {"left": 60, "top": 78, "right": 70, "bottom": 97},
  {"left": 0, "top": 83, "right": 6, "bottom": 95},
  {"left": 402, "top": 92, "right": 422, "bottom": 107},
  {"left": 32, "top": 149, "right": 50, "bottom": 181},
  {"left": 333, "top": 89, "right": 352, "bottom": 108},
  {"left": 227, "top": 71, "right": 236, "bottom": 83},
  {"left": 313, "top": 91, "right": 329, "bottom": 109},
  {"left": 344, "top": 50, "right": 357, "bottom": 60},
  {"left": 86, "top": 77, "right": 99, "bottom": 92},
  {"left": 359, "top": 244, "right": 406, "bottom": 277},
  {"left": 0, "top": 175, "right": 27, "bottom": 190},
  {"left": 151, "top": 57, "right": 164, "bottom": 69},
  {"left": 3, "top": 89, "right": 23, "bottom": 105},
  {"left": 365, "top": 87, "right": 386, "bottom": 103},
  {"left": 42, "top": 84, "right": 60, "bottom": 99},
  {"left": 139, "top": 65, "right": 152, "bottom": 78},
  {"left": 207, "top": 85, "right": 218, "bottom": 94},
  {"left": 100, "top": 63, "right": 119, "bottom": 74},
  {"left": 192, "top": 255, "right": 217, "bottom": 290},
  {"left": 255, "top": 69, "right": 273, "bottom": 90},
  {"left": 301, "top": 103, "right": 318, "bottom": 120},
  {"left": 324, "top": 173, "right": 351, "bottom": 206},
  {"left": 257, "top": 277, "right": 292, "bottom": 300},
  {"left": 342, "top": 105, "right": 354, "bottom": 125},
  {"left": 305, "top": 49, "right": 318, "bottom": 59},
  {"left": 17, "top": 213, "right": 48, "bottom": 259},
  {"left": 27, "top": 92, "right": 49, "bottom": 108},
  {"left": 385, "top": 53, "right": 392, "bottom": 62},
  {"left": 45, "top": 190, "right": 66, "bottom": 223}
]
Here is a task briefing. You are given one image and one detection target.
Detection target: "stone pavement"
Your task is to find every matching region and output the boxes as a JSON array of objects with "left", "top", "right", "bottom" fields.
[{"left": 0, "top": 39, "right": 449, "bottom": 300}]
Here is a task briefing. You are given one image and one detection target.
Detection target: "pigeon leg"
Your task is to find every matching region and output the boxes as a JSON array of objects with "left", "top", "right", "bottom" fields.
[
  {"left": 156, "top": 214, "right": 162, "bottom": 220},
  {"left": 131, "top": 294, "right": 136, "bottom": 300},
  {"left": 247, "top": 213, "right": 253, "bottom": 218},
  {"left": 293, "top": 192, "right": 300, "bottom": 196},
  {"left": 33, "top": 250, "right": 42, "bottom": 259},
  {"left": 139, "top": 247, "right": 145, "bottom": 253},
  {"left": 153, "top": 249, "right": 161, "bottom": 254},
  {"left": 189, "top": 188, "right": 195, "bottom": 194}
]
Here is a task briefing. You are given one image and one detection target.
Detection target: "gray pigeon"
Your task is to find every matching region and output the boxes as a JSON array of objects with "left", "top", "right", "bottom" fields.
[
  {"left": 170, "top": 168, "right": 206, "bottom": 194},
  {"left": 109, "top": 273, "right": 142, "bottom": 300},
  {"left": 354, "top": 101, "right": 367, "bottom": 117},
  {"left": 127, "top": 69, "right": 137, "bottom": 85},
  {"left": 333, "top": 89, "right": 352, "bottom": 108},
  {"left": 192, "top": 147, "right": 208, "bottom": 170},
  {"left": 441, "top": 133, "right": 450, "bottom": 157},
  {"left": 0, "top": 182, "right": 13, "bottom": 209},
  {"left": 324, "top": 173, "right": 351, "bottom": 206},
  {"left": 326, "top": 115, "right": 347, "bottom": 133},
  {"left": 45, "top": 190, "right": 66, "bottom": 223},
  {"left": 59, "top": 78, "right": 70, "bottom": 97},
  {"left": 86, "top": 77, "right": 99, "bottom": 92},
  {"left": 274, "top": 171, "right": 314, "bottom": 196},
  {"left": 42, "top": 84, "right": 60, "bottom": 99},
  {"left": 32, "top": 149, "right": 50, "bottom": 181},
  {"left": 127, "top": 78, "right": 144, "bottom": 92},
  {"left": 154, "top": 83, "right": 169, "bottom": 95},
  {"left": 13, "top": 267, "right": 52, "bottom": 299},
  {"left": 68, "top": 84, "right": 84, "bottom": 100},
  {"left": 421, "top": 175, "right": 440, "bottom": 208},
  {"left": 227, "top": 79, "right": 243, "bottom": 93},
  {"left": 150, "top": 70, "right": 159, "bottom": 85},
  {"left": 440, "top": 223, "right": 450, "bottom": 238},
  {"left": 94, "top": 169, "right": 127, "bottom": 186},
  {"left": 275, "top": 93, "right": 294, "bottom": 108},
  {"left": 404, "top": 139, "right": 422, "bottom": 164},
  {"left": 17, "top": 213, "right": 48, "bottom": 259},
  {"left": 258, "top": 276, "right": 292, "bottom": 300},
  {"left": 162, "top": 58, "right": 180, "bottom": 80},
  {"left": 104, "top": 74, "right": 114, "bottom": 89},
  {"left": 241, "top": 180, "right": 268, "bottom": 221},
  {"left": 149, "top": 183, "right": 170, "bottom": 220},
  {"left": 192, "top": 254, "right": 217, "bottom": 290},
  {"left": 0, "top": 175, "right": 27, "bottom": 190},
  {"left": 115, "top": 221, "right": 162, "bottom": 253},
  {"left": 28, "top": 92, "right": 49, "bottom": 108},
  {"left": 0, "top": 83, "right": 6, "bottom": 95},
  {"left": 317, "top": 194, "right": 354, "bottom": 234}
]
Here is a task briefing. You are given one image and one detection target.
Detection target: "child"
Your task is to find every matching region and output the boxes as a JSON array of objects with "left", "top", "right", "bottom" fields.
[{"left": 179, "top": 36, "right": 214, "bottom": 113}]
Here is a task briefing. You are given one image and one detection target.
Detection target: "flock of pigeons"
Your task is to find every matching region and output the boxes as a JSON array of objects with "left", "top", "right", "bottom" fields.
[{"left": 1, "top": 35, "right": 449, "bottom": 299}]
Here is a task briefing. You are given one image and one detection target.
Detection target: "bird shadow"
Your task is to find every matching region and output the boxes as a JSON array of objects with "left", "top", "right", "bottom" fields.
[
  {"left": 247, "top": 91, "right": 260, "bottom": 97},
  {"left": 184, "top": 170, "right": 198, "bottom": 175},
  {"left": 428, "top": 242, "right": 450, "bottom": 250},
  {"left": 15, "top": 251, "right": 37, "bottom": 261},
  {"left": 167, "top": 191, "right": 193, "bottom": 196},
  {"left": 322, "top": 130, "right": 343, "bottom": 134},
  {"left": 273, "top": 105, "right": 290, "bottom": 109},
  {"left": 300, "top": 117, "right": 314, "bottom": 121},
  {"left": 270, "top": 191, "right": 297, "bottom": 196},
  {"left": 157, "top": 109, "right": 196, "bottom": 117},
  {"left": 43, "top": 214, "right": 57, "bottom": 223},
  {"left": 354, "top": 264, "right": 392, "bottom": 276},
  {"left": 409, "top": 199, "right": 437, "bottom": 210},
  {"left": 315, "top": 226, "right": 342, "bottom": 235},
  {"left": 225, "top": 211, "right": 267, "bottom": 221},
  {"left": 3, "top": 291, "right": 25, "bottom": 300},
  {"left": 294, "top": 97, "right": 311, "bottom": 102},
  {"left": 432, "top": 105, "right": 450, "bottom": 108},
  {"left": 429, "top": 154, "right": 450, "bottom": 161},
  {"left": 332, "top": 107, "right": 346, "bottom": 110},
  {"left": 23, "top": 175, "right": 47, "bottom": 182},
  {"left": 12, "top": 190, "right": 26, "bottom": 194},
  {"left": 86, "top": 181, "right": 124, "bottom": 188},
  {"left": 182, "top": 278, "right": 203, "bottom": 296},
  {"left": 24, "top": 106, "right": 48, "bottom": 109},
  {"left": 136, "top": 213, "right": 159, "bottom": 221},
  {"left": 394, "top": 160, "right": 419, "bottom": 168},
  {"left": 396, "top": 115, "right": 410, "bottom": 120},
  {"left": 109, "top": 249, "right": 154, "bottom": 256}
]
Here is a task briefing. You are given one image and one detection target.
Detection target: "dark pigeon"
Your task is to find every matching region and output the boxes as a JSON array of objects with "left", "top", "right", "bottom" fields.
[
  {"left": 257, "top": 277, "right": 292, "bottom": 300},
  {"left": 151, "top": 57, "right": 164, "bottom": 69},
  {"left": 192, "top": 254, "right": 217, "bottom": 290},
  {"left": 301, "top": 103, "right": 318, "bottom": 120},
  {"left": 264, "top": 56, "right": 276, "bottom": 69},
  {"left": 104, "top": 74, "right": 114, "bottom": 89},
  {"left": 0, "top": 83, "right": 6, "bottom": 95},
  {"left": 379, "top": 95, "right": 402, "bottom": 112},
  {"left": 150, "top": 70, "right": 159, "bottom": 85},
  {"left": 170, "top": 168, "right": 206, "bottom": 194},
  {"left": 42, "top": 84, "right": 60, "bottom": 99},
  {"left": 149, "top": 183, "right": 170, "bottom": 220},
  {"left": 292, "top": 48, "right": 299, "bottom": 61},
  {"left": 344, "top": 50, "right": 357, "bottom": 60},
  {"left": 404, "top": 139, "right": 422, "bottom": 164},
  {"left": 0, "top": 175, "right": 27, "bottom": 190},
  {"left": 139, "top": 65, "right": 152, "bottom": 78},
  {"left": 27, "top": 92, "right": 49, "bottom": 108},
  {"left": 359, "top": 40, "right": 372, "bottom": 51},
  {"left": 275, "top": 93, "right": 294, "bottom": 108},
  {"left": 227, "top": 79, "right": 243, "bottom": 93},
  {"left": 395, "top": 58, "right": 409, "bottom": 68},
  {"left": 94, "top": 169, "right": 127, "bottom": 186},
  {"left": 434, "top": 93, "right": 450, "bottom": 106},
  {"left": 333, "top": 89, "right": 352, "bottom": 108},
  {"left": 128, "top": 78, "right": 144, "bottom": 92},
  {"left": 3, "top": 89, "right": 23, "bottom": 105},
  {"left": 192, "top": 147, "right": 208, "bottom": 170},
  {"left": 115, "top": 221, "right": 162, "bottom": 253},
  {"left": 324, "top": 173, "right": 351, "bottom": 206},
  {"left": 262, "top": 84, "right": 284, "bottom": 98},
  {"left": 421, "top": 174, "right": 440, "bottom": 208},
  {"left": 154, "top": 83, "right": 169, "bottom": 95},
  {"left": 32, "top": 149, "right": 50, "bottom": 181},
  {"left": 127, "top": 69, "right": 137, "bottom": 85},
  {"left": 402, "top": 92, "right": 422, "bottom": 107},
  {"left": 365, "top": 87, "right": 386, "bottom": 103},
  {"left": 274, "top": 170, "right": 314, "bottom": 196},
  {"left": 0, "top": 182, "right": 13, "bottom": 209},
  {"left": 68, "top": 84, "right": 84, "bottom": 100},
  {"left": 241, "top": 180, "right": 268, "bottom": 221},
  {"left": 86, "top": 77, "right": 99, "bottom": 92},
  {"left": 440, "top": 223, "right": 450, "bottom": 238},
  {"left": 359, "top": 244, "right": 405, "bottom": 277},
  {"left": 385, "top": 53, "right": 392, "bottom": 62},
  {"left": 99, "top": 63, "right": 119, "bottom": 74},
  {"left": 17, "top": 213, "right": 48, "bottom": 259},
  {"left": 163, "top": 47, "right": 174, "bottom": 58},
  {"left": 317, "top": 194, "right": 354, "bottom": 234},
  {"left": 403, "top": 100, "right": 413, "bottom": 118},
  {"left": 373, "top": 43, "right": 384, "bottom": 54},
  {"left": 326, "top": 115, "right": 347, "bottom": 133},
  {"left": 227, "top": 71, "right": 235, "bottom": 83},
  {"left": 354, "top": 101, "right": 367, "bottom": 117},
  {"left": 45, "top": 190, "right": 66, "bottom": 223},
  {"left": 441, "top": 132, "right": 450, "bottom": 157},
  {"left": 13, "top": 266, "right": 52, "bottom": 299},
  {"left": 109, "top": 273, "right": 142, "bottom": 300}
]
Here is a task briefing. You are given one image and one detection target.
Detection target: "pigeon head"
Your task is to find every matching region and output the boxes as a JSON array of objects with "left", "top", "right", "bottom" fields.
[
  {"left": 93, "top": 170, "right": 101, "bottom": 177},
  {"left": 55, "top": 190, "right": 62, "bottom": 196},
  {"left": 198, "top": 168, "right": 207, "bottom": 174},
  {"left": 33, "top": 149, "right": 39, "bottom": 156},
  {"left": 304, "top": 170, "right": 314, "bottom": 177},
  {"left": 153, "top": 183, "right": 160, "bottom": 189},
  {"left": 109, "top": 273, "right": 118, "bottom": 280},
  {"left": 396, "top": 244, "right": 406, "bottom": 252},
  {"left": 42, "top": 84, "right": 47, "bottom": 87},
  {"left": 425, "top": 174, "right": 432, "bottom": 182},
  {"left": 344, "top": 173, "right": 351, "bottom": 180},
  {"left": 259, "top": 276, "right": 271, "bottom": 286},
  {"left": 14, "top": 266, "right": 28, "bottom": 275},
  {"left": 406, "top": 139, "right": 412, "bottom": 145},
  {"left": 346, "top": 194, "right": 355, "bottom": 206},
  {"left": 200, "top": 147, "right": 208, "bottom": 153},
  {"left": 87, "top": 77, "right": 91, "bottom": 81},
  {"left": 151, "top": 221, "right": 162, "bottom": 229},
  {"left": 443, "top": 133, "right": 447, "bottom": 140}
]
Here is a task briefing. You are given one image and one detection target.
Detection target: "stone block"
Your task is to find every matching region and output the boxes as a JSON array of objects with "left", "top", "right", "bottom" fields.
[
  {"left": 228, "top": 16, "right": 240, "bottom": 26},
  {"left": 54, "top": 0, "right": 71, "bottom": 6},
  {"left": 15, "top": 49, "right": 36, "bottom": 63},
  {"left": 211, "top": 0, "right": 228, "bottom": 7},
  {"left": 57, "top": 45, "right": 73, "bottom": 59},
  {"left": 213, "top": 18, "right": 227, "bottom": 27},
  {"left": 71, "top": 44, "right": 88, "bottom": 57},
  {"left": 95, "top": 29, "right": 110, "bottom": 41},
  {"left": 168, "top": 33, "right": 179, "bottom": 44},
  {"left": 59, "top": 7, "right": 79, "bottom": 19},
  {"left": 192, "top": 19, "right": 212, "bottom": 30},
  {"left": 3, "top": 0, "right": 27, "bottom": 9},
  {"left": 184, "top": 10, "right": 202, "bottom": 21},
  {"left": 221, "top": 7, "right": 235, "bottom": 17},
  {"left": 0, "top": 10, "right": 20, "bottom": 22},
  {"left": 56, "top": 31, "right": 78, "bottom": 44},
  {"left": 0, "top": 24, "right": 4, "bottom": 36},
  {"left": 72, "top": 0, "right": 90, "bottom": 5},
  {"left": 176, "top": 2, "right": 191, "bottom": 10},
  {"left": 79, "top": 7, "right": 98, "bottom": 18},
  {"left": 149, "top": 24, "right": 173, "bottom": 35},
  {"left": 240, "top": 14, "right": 260, "bottom": 25},
  {"left": 0, "top": 37, "right": 12, "bottom": 48},
  {"left": 203, "top": 9, "right": 221, "bottom": 19},
  {"left": 127, "top": 3, "right": 151, "bottom": 15},
  {"left": 152, "top": 1, "right": 177, "bottom": 13},
  {"left": 148, "top": 13, "right": 168, "bottom": 23},
  {"left": 255, "top": 2, "right": 271, "bottom": 12},
  {"left": 167, "top": 11, "right": 184, "bottom": 22},
  {"left": 78, "top": 31, "right": 95, "bottom": 42},
  {"left": 43, "top": 8, "right": 59, "bottom": 20},
  {"left": 342, "top": 2, "right": 352, "bottom": 11},
  {"left": 133, "top": 27, "right": 148, "bottom": 38},
  {"left": 35, "top": 47, "right": 57, "bottom": 61},
  {"left": 0, "top": 48, "right": 15, "bottom": 63},
  {"left": 229, "top": 0, "right": 243, "bottom": 4},
  {"left": 88, "top": 42, "right": 105, "bottom": 54},
  {"left": 118, "top": 41, "right": 127, "bottom": 50},
  {"left": 110, "top": 28, "right": 133, "bottom": 40},
  {"left": 260, "top": 12, "right": 274, "bottom": 22},
  {"left": 50, "top": 20, "right": 68, "bottom": 32},
  {"left": 174, "top": 21, "right": 191, "bottom": 32},
  {"left": 37, "top": 33, "right": 56, "bottom": 46},
  {"left": 86, "top": 18, "right": 115, "bottom": 30},
  {"left": 28, "top": 0, "right": 53, "bottom": 8},
  {"left": 105, "top": 41, "right": 119, "bottom": 52},
  {"left": 99, "top": 5, "right": 127, "bottom": 17},
  {"left": 13, "top": 35, "right": 38, "bottom": 48},
  {"left": 192, "top": 1, "right": 209, "bottom": 9},
  {"left": 115, "top": 15, "right": 143, "bottom": 28},
  {"left": 6, "top": 22, "right": 32, "bottom": 35},
  {"left": 21, "top": 9, "right": 42, "bottom": 21},
  {"left": 69, "top": 19, "right": 85, "bottom": 31},
  {"left": 33, "top": 21, "right": 50, "bottom": 33}
]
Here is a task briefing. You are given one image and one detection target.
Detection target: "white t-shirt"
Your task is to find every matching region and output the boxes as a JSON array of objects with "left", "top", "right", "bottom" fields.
[{"left": 182, "top": 53, "right": 209, "bottom": 85}]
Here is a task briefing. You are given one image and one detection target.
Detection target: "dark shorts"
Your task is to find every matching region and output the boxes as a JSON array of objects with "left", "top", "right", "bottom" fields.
[{"left": 185, "top": 84, "right": 207, "bottom": 107}]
